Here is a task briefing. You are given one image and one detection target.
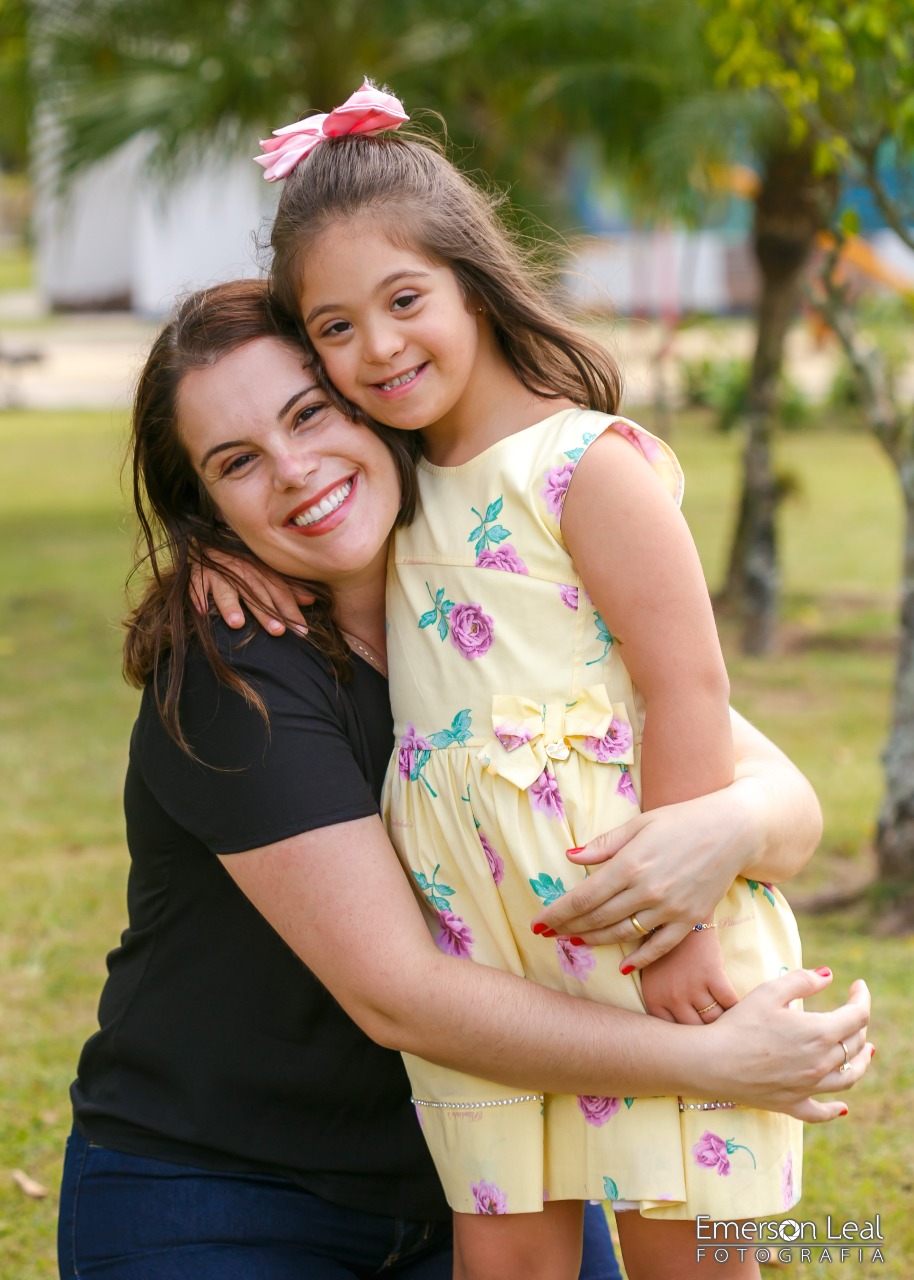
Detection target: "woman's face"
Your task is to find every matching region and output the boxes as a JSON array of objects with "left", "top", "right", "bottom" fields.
[{"left": 178, "top": 337, "right": 402, "bottom": 592}]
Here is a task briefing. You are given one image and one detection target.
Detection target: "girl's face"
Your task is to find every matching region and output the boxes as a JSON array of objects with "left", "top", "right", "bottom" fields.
[
  {"left": 178, "top": 337, "right": 401, "bottom": 592},
  {"left": 299, "top": 217, "right": 495, "bottom": 449}
]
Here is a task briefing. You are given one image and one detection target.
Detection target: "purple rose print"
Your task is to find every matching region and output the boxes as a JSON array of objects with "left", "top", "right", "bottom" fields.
[
  {"left": 398, "top": 723, "right": 431, "bottom": 779},
  {"left": 559, "top": 584, "right": 579, "bottom": 611},
  {"left": 436, "top": 910, "right": 474, "bottom": 959},
  {"left": 692, "top": 1130, "right": 757, "bottom": 1176},
  {"left": 479, "top": 831, "right": 504, "bottom": 886},
  {"left": 540, "top": 462, "right": 576, "bottom": 519},
  {"left": 577, "top": 1095, "right": 622, "bottom": 1127},
  {"left": 782, "top": 1151, "right": 795, "bottom": 1209},
  {"left": 529, "top": 769, "right": 565, "bottom": 820},
  {"left": 414, "top": 1103, "right": 424, "bottom": 1129},
  {"left": 692, "top": 1131, "right": 731, "bottom": 1177},
  {"left": 616, "top": 765, "right": 638, "bottom": 805},
  {"left": 585, "top": 717, "right": 633, "bottom": 762},
  {"left": 472, "top": 1179, "right": 508, "bottom": 1214},
  {"left": 556, "top": 936, "right": 596, "bottom": 982},
  {"left": 448, "top": 602, "right": 494, "bottom": 661},
  {"left": 475, "top": 544, "right": 528, "bottom": 574},
  {"left": 612, "top": 420, "right": 661, "bottom": 463},
  {"left": 495, "top": 722, "right": 534, "bottom": 752}
]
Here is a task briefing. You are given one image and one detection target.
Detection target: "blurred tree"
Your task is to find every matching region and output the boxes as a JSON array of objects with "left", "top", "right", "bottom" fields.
[
  {"left": 0, "top": 0, "right": 29, "bottom": 171},
  {"left": 707, "top": 0, "right": 914, "bottom": 922}
]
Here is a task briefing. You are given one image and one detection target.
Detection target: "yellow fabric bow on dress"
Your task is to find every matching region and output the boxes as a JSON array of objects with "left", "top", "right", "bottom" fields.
[{"left": 476, "top": 685, "right": 635, "bottom": 790}]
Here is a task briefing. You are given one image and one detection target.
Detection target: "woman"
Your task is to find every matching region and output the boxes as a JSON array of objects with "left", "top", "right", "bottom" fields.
[{"left": 58, "top": 280, "right": 870, "bottom": 1280}]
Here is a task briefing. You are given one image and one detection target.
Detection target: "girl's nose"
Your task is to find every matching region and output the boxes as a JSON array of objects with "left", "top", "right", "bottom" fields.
[{"left": 362, "top": 318, "right": 405, "bottom": 365}]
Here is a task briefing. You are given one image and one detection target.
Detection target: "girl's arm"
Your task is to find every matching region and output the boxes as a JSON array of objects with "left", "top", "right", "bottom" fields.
[
  {"left": 219, "top": 810, "right": 871, "bottom": 1119},
  {"left": 561, "top": 428, "right": 738, "bottom": 1022},
  {"left": 533, "top": 708, "right": 822, "bottom": 955}
]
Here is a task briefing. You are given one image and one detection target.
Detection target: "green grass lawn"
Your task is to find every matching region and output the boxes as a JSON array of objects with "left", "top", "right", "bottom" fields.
[{"left": 1, "top": 406, "right": 910, "bottom": 1277}]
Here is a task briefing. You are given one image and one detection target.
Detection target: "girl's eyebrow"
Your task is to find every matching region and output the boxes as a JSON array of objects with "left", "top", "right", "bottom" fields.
[
  {"left": 303, "top": 269, "right": 431, "bottom": 328},
  {"left": 198, "top": 387, "right": 316, "bottom": 468}
]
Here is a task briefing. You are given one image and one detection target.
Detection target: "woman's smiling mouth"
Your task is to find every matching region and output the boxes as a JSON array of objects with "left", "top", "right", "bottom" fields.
[{"left": 288, "top": 477, "right": 354, "bottom": 528}]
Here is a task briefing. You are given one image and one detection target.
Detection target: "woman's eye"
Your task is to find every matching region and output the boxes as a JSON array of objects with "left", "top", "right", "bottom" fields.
[
  {"left": 295, "top": 403, "right": 326, "bottom": 428},
  {"left": 392, "top": 291, "right": 419, "bottom": 313},
  {"left": 222, "top": 452, "right": 256, "bottom": 476},
  {"left": 320, "top": 319, "right": 350, "bottom": 339}
]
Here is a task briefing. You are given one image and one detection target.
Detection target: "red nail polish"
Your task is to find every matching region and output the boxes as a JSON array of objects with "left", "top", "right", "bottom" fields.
[
  {"left": 870, "top": 1046, "right": 876, "bottom": 1059},
  {"left": 569, "top": 937, "right": 586, "bottom": 947},
  {"left": 542, "top": 928, "right": 557, "bottom": 938},
  {"left": 814, "top": 967, "right": 831, "bottom": 978},
  {"left": 566, "top": 846, "right": 586, "bottom": 855},
  {"left": 532, "top": 922, "right": 547, "bottom": 935},
  {"left": 620, "top": 964, "right": 635, "bottom": 976},
  {"left": 839, "top": 1105, "right": 848, "bottom": 1116}
]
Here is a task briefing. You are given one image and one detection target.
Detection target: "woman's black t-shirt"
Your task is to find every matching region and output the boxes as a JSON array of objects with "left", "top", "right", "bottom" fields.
[{"left": 70, "top": 624, "right": 448, "bottom": 1221}]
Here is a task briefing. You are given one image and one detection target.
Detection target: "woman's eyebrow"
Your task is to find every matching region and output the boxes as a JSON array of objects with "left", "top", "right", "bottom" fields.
[{"left": 303, "top": 270, "right": 431, "bottom": 328}]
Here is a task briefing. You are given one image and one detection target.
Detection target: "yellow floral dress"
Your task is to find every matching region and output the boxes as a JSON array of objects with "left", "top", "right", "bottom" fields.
[{"left": 383, "top": 409, "right": 802, "bottom": 1219}]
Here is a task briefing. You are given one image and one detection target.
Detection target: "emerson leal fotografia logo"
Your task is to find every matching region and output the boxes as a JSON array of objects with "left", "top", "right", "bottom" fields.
[{"left": 695, "top": 1214, "right": 887, "bottom": 1266}]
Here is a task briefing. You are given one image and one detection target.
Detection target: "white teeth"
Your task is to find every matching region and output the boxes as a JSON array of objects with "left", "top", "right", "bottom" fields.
[
  {"left": 379, "top": 367, "right": 419, "bottom": 391},
  {"left": 291, "top": 479, "right": 353, "bottom": 527}
]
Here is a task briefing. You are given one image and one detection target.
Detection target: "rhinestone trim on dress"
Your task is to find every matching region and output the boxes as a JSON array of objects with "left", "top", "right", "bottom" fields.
[
  {"left": 411, "top": 1093, "right": 544, "bottom": 1109},
  {"left": 678, "top": 1100, "right": 737, "bottom": 1112}
]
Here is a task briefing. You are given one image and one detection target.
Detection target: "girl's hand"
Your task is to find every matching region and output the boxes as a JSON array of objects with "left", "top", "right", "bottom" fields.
[
  {"left": 638, "top": 929, "right": 738, "bottom": 1024},
  {"left": 531, "top": 795, "right": 748, "bottom": 961},
  {"left": 702, "top": 969, "right": 872, "bottom": 1122},
  {"left": 190, "top": 551, "right": 313, "bottom": 636}
]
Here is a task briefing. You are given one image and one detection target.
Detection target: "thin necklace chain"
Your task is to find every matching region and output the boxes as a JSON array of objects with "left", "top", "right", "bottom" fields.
[{"left": 340, "top": 629, "right": 388, "bottom": 677}]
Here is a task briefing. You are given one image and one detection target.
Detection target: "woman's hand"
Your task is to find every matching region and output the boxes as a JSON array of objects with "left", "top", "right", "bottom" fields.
[
  {"left": 190, "top": 550, "right": 313, "bottom": 636},
  {"left": 701, "top": 969, "right": 872, "bottom": 1123},
  {"left": 532, "top": 791, "right": 752, "bottom": 965}
]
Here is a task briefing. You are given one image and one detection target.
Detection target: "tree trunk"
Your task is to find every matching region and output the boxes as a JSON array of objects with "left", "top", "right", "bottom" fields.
[
  {"left": 875, "top": 479, "right": 914, "bottom": 906},
  {"left": 720, "top": 144, "right": 838, "bottom": 653}
]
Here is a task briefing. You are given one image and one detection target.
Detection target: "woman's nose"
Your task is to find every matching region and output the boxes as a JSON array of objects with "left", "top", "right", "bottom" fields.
[{"left": 273, "top": 442, "right": 318, "bottom": 490}]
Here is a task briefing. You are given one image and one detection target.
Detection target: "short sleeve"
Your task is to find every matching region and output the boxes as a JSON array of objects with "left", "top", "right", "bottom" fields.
[
  {"left": 132, "top": 627, "right": 385, "bottom": 855},
  {"left": 604, "top": 417, "right": 684, "bottom": 508}
]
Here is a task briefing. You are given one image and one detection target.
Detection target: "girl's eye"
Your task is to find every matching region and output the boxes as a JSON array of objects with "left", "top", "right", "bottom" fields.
[{"left": 392, "top": 291, "right": 419, "bottom": 313}]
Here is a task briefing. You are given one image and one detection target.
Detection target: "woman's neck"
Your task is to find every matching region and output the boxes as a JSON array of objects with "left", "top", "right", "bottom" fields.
[{"left": 332, "top": 572, "right": 388, "bottom": 663}]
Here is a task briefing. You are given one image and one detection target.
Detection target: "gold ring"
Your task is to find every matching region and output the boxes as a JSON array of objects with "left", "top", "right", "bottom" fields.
[
  {"left": 696, "top": 1000, "right": 720, "bottom": 1016},
  {"left": 839, "top": 1040, "right": 851, "bottom": 1073},
  {"left": 629, "top": 913, "right": 651, "bottom": 936}
]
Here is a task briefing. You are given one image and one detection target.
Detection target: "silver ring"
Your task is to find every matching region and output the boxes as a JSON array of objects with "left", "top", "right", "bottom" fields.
[{"left": 839, "top": 1040, "right": 851, "bottom": 1073}]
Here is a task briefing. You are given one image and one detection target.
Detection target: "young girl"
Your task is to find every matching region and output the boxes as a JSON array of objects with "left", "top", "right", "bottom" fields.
[{"left": 255, "top": 83, "right": 804, "bottom": 1279}]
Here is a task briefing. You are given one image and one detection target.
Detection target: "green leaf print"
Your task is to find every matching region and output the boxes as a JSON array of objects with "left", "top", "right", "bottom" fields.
[
  {"left": 469, "top": 499, "right": 512, "bottom": 555},
  {"left": 420, "top": 583, "right": 455, "bottom": 641},
  {"left": 412, "top": 865, "right": 456, "bottom": 913},
  {"left": 747, "top": 880, "right": 777, "bottom": 907},
  {"left": 602, "top": 1177, "right": 619, "bottom": 1200},
  {"left": 428, "top": 708, "right": 473, "bottom": 749},
  {"left": 529, "top": 873, "right": 567, "bottom": 905},
  {"left": 564, "top": 432, "right": 597, "bottom": 464},
  {"left": 624, "top": 1098, "right": 635, "bottom": 1109},
  {"left": 585, "top": 611, "right": 615, "bottom": 666}
]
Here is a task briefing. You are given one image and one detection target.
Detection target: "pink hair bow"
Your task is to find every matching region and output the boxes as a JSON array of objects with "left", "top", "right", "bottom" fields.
[{"left": 255, "top": 79, "right": 409, "bottom": 182}]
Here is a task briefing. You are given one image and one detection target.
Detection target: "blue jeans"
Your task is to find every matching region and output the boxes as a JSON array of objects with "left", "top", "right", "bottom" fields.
[{"left": 58, "top": 1129, "right": 621, "bottom": 1279}]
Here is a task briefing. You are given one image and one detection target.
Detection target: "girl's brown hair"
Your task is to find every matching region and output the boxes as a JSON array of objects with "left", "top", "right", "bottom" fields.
[
  {"left": 269, "top": 132, "right": 623, "bottom": 413},
  {"left": 124, "top": 277, "right": 417, "bottom": 753}
]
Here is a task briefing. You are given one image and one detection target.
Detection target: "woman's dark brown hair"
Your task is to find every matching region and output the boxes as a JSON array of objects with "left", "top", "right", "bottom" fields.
[
  {"left": 124, "top": 278, "right": 417, "bottom": 753},
  {"left": 269, "top": 131, "right": 623, "bottom": 413}
]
